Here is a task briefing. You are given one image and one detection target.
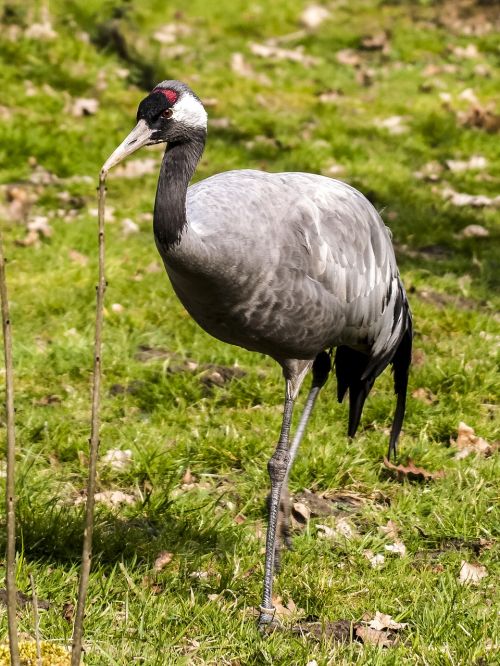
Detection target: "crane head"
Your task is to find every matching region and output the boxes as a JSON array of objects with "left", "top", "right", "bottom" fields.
[{"left": 101, "top": 80, "right": 207, "bottom": 176}]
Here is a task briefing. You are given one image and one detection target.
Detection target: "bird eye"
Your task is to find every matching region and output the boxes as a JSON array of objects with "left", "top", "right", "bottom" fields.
[{"left": 162, "top": 108, "right": 173, "bottom": 119}]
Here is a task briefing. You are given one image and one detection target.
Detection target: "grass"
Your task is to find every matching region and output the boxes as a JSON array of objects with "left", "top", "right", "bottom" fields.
[{"left": 1, "top": 0, "right": 499, "bottom": 663}]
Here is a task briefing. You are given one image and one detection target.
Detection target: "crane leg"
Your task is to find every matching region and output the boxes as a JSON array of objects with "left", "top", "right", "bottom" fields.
[
  {"left": 272, "top": 352, "right": 331, "bottom": 572},
  {"left": 258, "top": 352, "right": 331, "bottom": 629}
]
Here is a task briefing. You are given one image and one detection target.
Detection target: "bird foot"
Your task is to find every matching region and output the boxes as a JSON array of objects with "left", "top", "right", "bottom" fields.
[{"left": 257, "top": 606, "right": 281, "bottom": 634}]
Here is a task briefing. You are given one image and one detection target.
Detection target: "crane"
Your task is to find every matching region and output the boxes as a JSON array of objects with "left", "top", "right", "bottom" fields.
[{"left": 101, "top": 80, "right": 412, "bottom": 628}]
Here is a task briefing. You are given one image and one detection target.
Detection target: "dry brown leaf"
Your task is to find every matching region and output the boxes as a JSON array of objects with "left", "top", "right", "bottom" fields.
[
  {"left": 74, "top": 490, "right": 135, "bottom": 507},
  {"left": 272, "top": 595, "right": 303, "bottom": 618},
  {"left": 336, "top": 49, "right": 361, "bottom": 67},
  {"left": 413, "top": 161, "right": 444, "bottom": 182},
  {"left": 15, "top": 229, "right": 40, "bottom": 247},
  {"left": 459, "top": 561, "right": 488, "bottom": 585},
  {"left": 71, "top": 97, "right": 99, "bottom": 117},
  {"left": 114, "top": 158, "right": 158, "bottom": 178},
  {"left": 182, "top": 467, "right": 195, "bottom": 485},
  {"left": 62, "top": 601, "right": 74, "bottom": 623},
  {"left": 374, "top": 115, "right": 408, "bottom": 135},
  {"left": 101, "top": 448, "right": 133, "bottom": 471},
  {"left": 68, "top": 249, "right": 88, "bottom": 266},
  {"left": 383, "top": 457, "right": 444, "bottom": 482},
  {"left": 316, "top": 517, "right": 356, "bottom": 540},
  {"left": 291, "top": 501, "right": 311, "bottom": 529},
  {"left": 451, "top": 43, "right": 480, "bottom": 59},
  {"left": 153, "top": 23, "right": 191, "bottom": 44},
  {"left": 412, "top": 387, "right": 437, "bottom": 405},
  {"left": 250, "top": 42, "right": 320, "bottom": 67},
  {"left": 384, "top": 540, "right": 407, "bottom": 557},
  {"left": 446, "top": 155, "right": 488, "bottom": 172},
  {"left": 122, "top": 218, "right": 139, "bottom": 236},
  {"left": 360, "top": 31, "right": 390, "bottom": 53},
  {"left": 355, "top": 625, "right": 395, "bottom": 647},
  {"left": 300, "top": 5, "right": 330, "bottom": 29},
  {"left": 379, "top": 519, "right": 400, "bottom": 540},
  {"left": 459, "top": 224, "right": 490, "bottom": 239},
  {"left": 450, "top": 422, "right": 492, "bottom": 459},
  {"left": 368, "top": 612, "right": 408, "bottom": 631},
  {"left": 458, "top": 103, "right": 500, "bottom": 133},
  {"left": 153, "top": 551, "right": 173, "bottom": 572},
  {"left": 364, "top": 550, "right": 385, "bottom": 568}
]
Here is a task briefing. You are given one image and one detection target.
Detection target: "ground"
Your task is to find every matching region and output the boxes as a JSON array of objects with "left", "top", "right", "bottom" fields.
[{"left": 0, "top": 0, "right": 499, "bottom": 664}]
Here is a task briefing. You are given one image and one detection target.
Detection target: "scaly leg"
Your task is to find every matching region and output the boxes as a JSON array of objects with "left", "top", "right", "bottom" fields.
[
  {"left": 258, "top": 383, "right": 294, "bottom": 628},
  {"left": 258, "top": 352, "right": 331, "bottom": 628},
  {"left": 273, "top": 352, "right": 331, "bottom": 569}
]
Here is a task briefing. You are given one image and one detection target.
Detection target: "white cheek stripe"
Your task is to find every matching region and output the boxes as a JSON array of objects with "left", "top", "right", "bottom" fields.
[{"left": 173, "top": 93, "right": 207, "bottom": 129}]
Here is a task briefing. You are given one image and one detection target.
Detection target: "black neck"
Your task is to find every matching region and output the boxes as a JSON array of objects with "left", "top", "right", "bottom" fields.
[{"left": 153, "top": 129, "right": 206, "bottom": 249}]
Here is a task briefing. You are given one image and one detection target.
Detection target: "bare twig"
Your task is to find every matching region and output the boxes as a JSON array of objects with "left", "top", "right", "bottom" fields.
[
  {"left": 29, "top": 572, "right": 42, "bottom": 666},
  {"left": 0, "top": 230, "right": 20, "bottom": 665},
  {"left": 71, "top": 174, "right": 107, "bottom": 665}
]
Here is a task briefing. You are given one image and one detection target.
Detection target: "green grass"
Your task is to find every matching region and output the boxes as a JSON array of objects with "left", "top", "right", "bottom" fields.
[{"left": 1, "top": 0, "right": 499, "bottom": 663}]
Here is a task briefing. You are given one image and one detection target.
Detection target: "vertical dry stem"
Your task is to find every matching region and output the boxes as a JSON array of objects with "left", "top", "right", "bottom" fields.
[
  {"left": 0, "top": 230, "right": 20, "bottom": 665},
  {"left": 71, "top": 174, "right": 107, "bottom": 665},
  {"left": 29, "top": 573, "right": 42, "bottom": 666}
]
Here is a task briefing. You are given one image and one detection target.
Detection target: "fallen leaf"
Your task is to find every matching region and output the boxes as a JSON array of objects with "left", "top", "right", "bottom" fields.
[
  {"left": 15, "top": 229, "right": 40, "bottom": 247},
  {"left": 291, "top": 501, "right": 311, "bottom": 529},
  {"left": 412, "top": 387, "right": 437, "bottom": 405},
  {"left": 384, "top": 540, "right": 407, "bottom": 557},
  {"left": 318, "top": 89, "right": 343, "bottom": 104},
  {"left": 445, "top": 155, "right": 488, "bottom": 172},
  {"left": 364, "top": 550, "right": 385, "bottom": 568},
  {"left": 360, "top": 31, "right": 390, "bottom": 53},
  {"left": 300, "top": 5, "right": 330, "bottom": 29},
  {"left": 379, "top": 519, "right": 400, "bottom": 540},
  {"left": 272, "top": 594, "right": 303, "bottom": 618},
  {"left": 101, "top": 449, "right": 133, "bottom": 471},
  {"left": 413, "top": 161, "right": 444, "bottom": 181},
  {"left": 68, "top": 249, "right": 88, "bottom": 266},
  {"left": 75, "top": 490, "right": 135, "bottom": 506},
  {"left": 122, "top": 218, "right": 140, "bottom": 236},
  {"left": 62, "top": 601, "right": 74, "bottom": 623},
  {"left": 368, "top": 612, "right": 408, "bottom": 631},
  {"left": 451, "top": 43, "right": 480, "bottom": 59},
  {"left": 336, "top": 49, "right": 361, "bottom": 67},
  {"left": 153, "top": 551, "right": 173, "bottom": 572},
  {"left": 25, "top": 22, "right": 57, "bottom": 40},
  {"left": 250, "top": 42, "right": 320, "bottom": 67},
  {"left": 71, "top": 97, "right": 99, "bottom": 117},
  {"left": 152, "top": 22, "right": 191, "bottom": 44},
  {"left": 450, "top": 422, "right": 493, "bottom": 458},
  {"left": 355, "top": 625, "right": 394, "bottom": 647},
  {"left": 182, "top": 467, "right": 195, "bottom": 485},
  {"left": 316, "top": 517, "right": 356, "bottom": 540},
  {"left": 28, "top": 215, "right": 53, "bottom": 237},
  {"left": 111, "top": 303, "right": 124, "bottom": 314},
  {"left": 442, "top": 187, "right": 500, "bottom": 208},
  {"left": 458, "top": 103, "right": 500, "bottom": 133},
  {"left": 383, "top": 457, "right": 444, "bottom": 482},
  {"left": 375, "top": 115, "right": 408, "bottom": 135},
  {"left": 114, "top": 158, "right": 158, "bottom": 178},
  {"left": 459, "top": 224, "right": 490, "bottom": 239},
  {"left": 459, "top": 561, "right": 488, "bottom": 585}
]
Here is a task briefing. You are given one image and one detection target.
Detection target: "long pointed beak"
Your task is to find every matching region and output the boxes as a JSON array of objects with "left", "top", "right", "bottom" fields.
[{"left": 101, "top": 119, "right": 154, "bottom": 176}]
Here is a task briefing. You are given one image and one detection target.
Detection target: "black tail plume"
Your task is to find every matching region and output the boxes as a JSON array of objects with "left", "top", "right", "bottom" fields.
[
  {"left": 387, "top": 314, "right": 413, "bottom": 460},
  {"left": 335, "top": 346, "right": 375, "bottom": 439}
]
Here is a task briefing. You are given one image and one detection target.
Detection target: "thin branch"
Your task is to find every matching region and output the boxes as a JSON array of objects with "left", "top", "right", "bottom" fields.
[
  {"left": 71, "top": 174, "right": 107, "bottom": 666},
  {"left": 29, "top": 572, "right": 42, "bottom": 666},
  {"left": 0, "top": 229, "right": 20, "bottom": 666}
]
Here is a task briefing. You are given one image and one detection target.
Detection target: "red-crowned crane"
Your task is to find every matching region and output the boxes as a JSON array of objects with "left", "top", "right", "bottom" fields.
[{"left": 102, "top": 80, "right": 412, "bottom": 628}]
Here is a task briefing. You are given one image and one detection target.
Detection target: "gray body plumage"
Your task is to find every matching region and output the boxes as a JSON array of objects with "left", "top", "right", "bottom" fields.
[{"left": 160, "top": 169, "right": 405, "bottom": 370}]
